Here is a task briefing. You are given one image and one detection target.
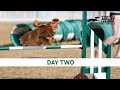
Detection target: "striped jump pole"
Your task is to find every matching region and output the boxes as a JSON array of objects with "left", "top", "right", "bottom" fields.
[
  {"left": 0, "top": 45, "right": 82, "bottom": 50},
  {"left": 81, "top": 11, "right": 111, "bottom": 79}
]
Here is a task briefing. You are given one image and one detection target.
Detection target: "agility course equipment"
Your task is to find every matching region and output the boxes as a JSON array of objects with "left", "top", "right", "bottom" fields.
[
  {"left": 1, "top": 11, "right": 111, "bottom": 79},
  {"left": 0, "top": 45, "right": 82, "bottom": 50},
  {"left": 67, "top": 20, "right": 82, "bottom": 41},
  {"left": 59, "top": 20, "right": 75, "bottom": 41},
  {"left": 10, "top": 24, "right": 34, "bottom": 46},
  {"left": 81, "top": 11, "right": 111, "bottom": 79},
  {"left": 53, "top": 24, "right": 63, "bottom": 42}
]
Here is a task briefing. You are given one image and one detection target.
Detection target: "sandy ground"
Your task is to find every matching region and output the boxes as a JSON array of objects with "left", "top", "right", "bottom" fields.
[{"left": 0, "top": 23, "right": 119, "bottom": 79}]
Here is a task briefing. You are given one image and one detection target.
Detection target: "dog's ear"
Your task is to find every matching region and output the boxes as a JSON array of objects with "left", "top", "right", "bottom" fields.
[
  {"left": 52, "top": 18, "right": 59, "bottom": 24},
  {"left": 33, "top": 20, "right": 40, "bottom": 27},
  {"left": 39, "top": 24, "right": 46, "bottom": 28}
]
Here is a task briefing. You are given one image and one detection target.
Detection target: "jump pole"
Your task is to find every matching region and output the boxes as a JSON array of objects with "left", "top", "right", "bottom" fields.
[{"left": 0, "top": 45, "right": 82, "bottom": 50}]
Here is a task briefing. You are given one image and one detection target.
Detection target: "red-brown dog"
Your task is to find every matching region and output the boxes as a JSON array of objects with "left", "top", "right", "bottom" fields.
[{"left": 19, "top": 18, "right": 59, "bottom": 46}]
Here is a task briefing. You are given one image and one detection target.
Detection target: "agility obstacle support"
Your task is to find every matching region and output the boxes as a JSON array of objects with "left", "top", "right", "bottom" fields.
[{"left": 81, "top": 11, "right": 111, "bottom": 79}]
